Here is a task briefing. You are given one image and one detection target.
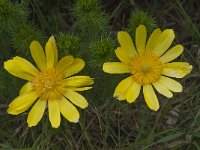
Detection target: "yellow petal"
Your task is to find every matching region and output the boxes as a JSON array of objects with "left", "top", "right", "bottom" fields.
[
  {"left": 8, "top": 91, "right": 39, "bottom": 111},
  {"left": 63, "top": 76, "right": 94, "bottom": 87},
  {"left": 48, "top": 99, "right": 60, "bottom": 128},
  {"left": 152, "top": 81, "right": 173, "bottom": 98},
  {"left": 19, "top": 82, "right": 32, "bottom": 95},
  {"left": 13, "top": 57, "right": 39, "bottom": 76},
  {"left": 126, "top": 82, "right": 141, "bottom": 103},
  {"left": 30, "top": 40, "right": 46, "bottom": 70},
  {"left": 56, "top": 55, "right": 74, "bottom": 72},
  {"left": 63, "top": 90, "right": 88, "bottom": 109},
  {"left": 153, "top": 29, "right": 175, "bottom": 57},
  {"left": 4, "top": 56, "right": 39, "bottom": 81},
  {"left": 117, "top": 31, "right": 137, "bottom": 56},
  {"left": 68, "top": 87, "right": 93, "bottom": 91},
  {"left": 58, "top": 96, "right": 80, "bottom": 123},
  {"left": 159, "top": 76, "right": 182, "bottom": 92},
  {"left": 143, "top": 84, "right": 159, "bottom": 111},
  {"left": 4, "top": 59, "right": 34, "bottom": 81},
  {"left": 7, "top": 104, "right": 31, "bottom": 115},
  {"left": 162, "top": 62, "right": 192, "bottom": 78},
  {"left": 64, "top": 58, "right": 85, "bottom": 78},
  {"left": 146, "top": 28, "right": 162, "bottom": 51},
  {"left": 159, "top": 45, "right": 184, "bottom": 63},
  {"left": 27, "top": 99, "right": 46, "bottom": 127},
  {"left": 103, "top": 62, "right": 130, "bottom": 74},
  {"left": 114, "top": 76, "right": 133, "bottom": 100},
  {"left": 50, "top": 36, "right": 58, "bottom": 65},
  {"left": 135, "top": 25, "right": 147, "bottom": 54},
  {"left": 45, "top": 36, "right": 57, "bottom": 69},
  {"left": 115, "top": 47, "right": 135, "bottom": 63}
]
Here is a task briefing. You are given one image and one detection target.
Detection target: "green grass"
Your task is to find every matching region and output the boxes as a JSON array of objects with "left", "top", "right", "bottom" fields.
[{"left": 0, "top": 0, "right": 200, "bottom": 149}]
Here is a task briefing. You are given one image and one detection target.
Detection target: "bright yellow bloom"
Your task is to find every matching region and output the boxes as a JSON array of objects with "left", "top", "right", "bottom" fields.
[
  {"left": 4, "top": 36, "right": 94, "bottom": 128},
  {"left": 103, "top": 25, "right": 192, "bottom": 111}
]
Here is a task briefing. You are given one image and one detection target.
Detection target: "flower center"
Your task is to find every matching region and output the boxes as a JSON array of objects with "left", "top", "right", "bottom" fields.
[
  {"left": 129, "top": 52, "right": 163, "bottom": 85},
  {"left": 32, "top": 68, "right": 64, "bottom": 100}
]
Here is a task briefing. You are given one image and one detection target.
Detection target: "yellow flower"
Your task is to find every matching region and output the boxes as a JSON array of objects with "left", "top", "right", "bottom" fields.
[
  {"left": 103, "top": 25, "right": 192, "bottom": 111},
  {"left": 4, "top": 36, "right": 94, "bottom": 128}
]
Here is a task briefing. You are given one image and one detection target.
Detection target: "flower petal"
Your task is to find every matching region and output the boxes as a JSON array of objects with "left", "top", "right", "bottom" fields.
[
  {"left": 117, "top": 31, "right": 137, "bottom": 56},
  {"left": 63, "top": 90, "right": 88, "bottom": 109},
  {"left": 135, "top": 25, "right": 147, "bottom": 54},
  {"left": 50, "top": 36, "right": 58, "bottom": 65},
  {"left": 114, "top": 76, "right": 133, "bottom": 100},
  {"left": 30, "top": 41, "right": 46, "bottom": 70},
  {"left": 126, "top": 82, "right": 141, "bottom": 103},
  {"left": 115, "top": 47, "right": 135, "bottom": 63},
  {"left": 159, "top": 76, "right": 182, "bottom": 92},
  {"left": 14, "top": 57, "right": 39, "bottom": 76},
  {"left": 27, "top": 99, "right": 46, "bottom": 127},
  {"left": 68, "top": 87, "right": 92, "bottom": 91},
  {"left": 58, "top": 96, "right": 80, "bottom": 123},
  {"left": 4, "top": 59, "right": 32, "bottom": 81},
  {"left": 152, "top": 81, "right": 173, "bottom": 98},
  {"left": 8, "top": 91, "right": 39, "bottom": 112},
  {"left": 45, "top": 36, "right": 58, "bottom": 69},
  {"left": 7, "top": 105, "right": 31, "bottom": 115},
  {"left": 143, "top": 84, "right": 159, "bottom": 111},
  {"left": 19, "top": 82, "right": 33, "bottom": 95},
  {"left": 159, "top": 45, "right": 184, "bottom": 63},
  {"left": 48, "top": 99, "right": 60, "bottom": 128},
  {"left": 153, "top": 29, "right": 175, "bottom": 57},
  {"left": 64, "top": 58, "right": 85, "bottom": 78},
  {"left": 4, "top": 57, "right": 39, "bottom": 81},
  {"left": 146, "top": 28, "right": 162, "bottom": 51},
  {"left": 63, "top": 76, "right": 94, "bottom": 87},
  {"left": 103, "top": 62, "right": 130, "bottom": 74},
  {"left": 162, "top": 62, "right": 192, "bottom": 78},
  {"left": 56, "top": 55, "right": 74, "bottom": 72}
]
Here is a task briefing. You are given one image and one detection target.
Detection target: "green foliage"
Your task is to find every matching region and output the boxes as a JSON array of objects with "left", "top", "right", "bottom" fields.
[
  {"left": 0, "top": 0, "right": 30, "bottom": 57},
  {"left": 56, "top": 33, "right": 81, "bottom": 57},
  {"left": 0, "top": 31, "right": 12, "bottom": 58},
  {"left": 12, "top": 23, "right": 44, "bottom": 54},
  {"left": 46, "top": 12, "right": 65, "bottom": 33},
  {"left": 128, "top": 10, "right": 156, "bottom": 35},
  {"left": 0, "top": 69, "right": 6, "bottom": 95},
  {"left": 73, "top": 0, "right": 109, "bottom": 40},
  {"left": 88, "top": 37, "right": 116, "bottom": 69},
  {"left": 0, "top": 0, "right": 199, "bottom": 149},
  {"left": 0, "top": 0, "right": 28, "bottom": 33}
]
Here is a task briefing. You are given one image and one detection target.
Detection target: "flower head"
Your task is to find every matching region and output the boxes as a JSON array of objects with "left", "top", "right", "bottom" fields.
[
  {"left": 4, "top": 36, "right": 94, "bottom": 128},
  {"left": 103, "top": 25, "right": 192, "bottom": 111}
]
